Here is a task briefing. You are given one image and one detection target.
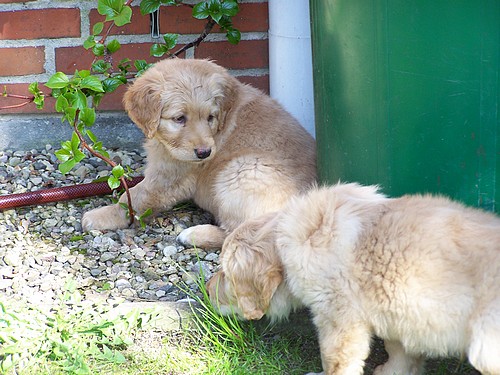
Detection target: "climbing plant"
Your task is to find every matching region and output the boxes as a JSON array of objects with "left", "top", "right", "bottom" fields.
[{"left": 1, "top": 0, "right": 240, "bottom": 226}]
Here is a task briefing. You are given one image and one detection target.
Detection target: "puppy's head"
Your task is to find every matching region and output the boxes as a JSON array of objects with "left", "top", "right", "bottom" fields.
[
  {"left": 123, "top": 59, "right": 236, "bottom": 162},
  {"left": 207, "top": 213, "right": 296, "bottom": 322}
]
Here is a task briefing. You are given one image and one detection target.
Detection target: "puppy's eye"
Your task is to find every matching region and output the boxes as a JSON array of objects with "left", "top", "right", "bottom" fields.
[
  {"left": 208, "top": 115, "right": 215, "bottom": 123},
  {"left": 173, "top": 115, "right": 186, "bottom": 125}
]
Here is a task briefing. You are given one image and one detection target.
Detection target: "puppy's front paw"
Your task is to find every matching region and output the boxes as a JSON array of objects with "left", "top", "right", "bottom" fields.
[
  {"left": 176, "top": 226, "right": 198, "bottom": 247},
  {"left": 176, "top": 224, "right": 226, "bottom": 249},
  {"left": 82, "top": 205, "right": 129, "bottom": 231}
]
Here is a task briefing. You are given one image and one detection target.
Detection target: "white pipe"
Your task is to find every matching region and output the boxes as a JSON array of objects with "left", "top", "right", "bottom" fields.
[{"left": 269, "top": 0, "right": 315, "bottom": 137}]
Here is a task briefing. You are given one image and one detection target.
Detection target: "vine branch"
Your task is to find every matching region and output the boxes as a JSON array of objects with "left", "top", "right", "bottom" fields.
[
  {"left": 172, "top": 18, "right": 216, "bottom": 57},
  {"left": 72, "top": 109, "right": 136, "bottom": 225}
]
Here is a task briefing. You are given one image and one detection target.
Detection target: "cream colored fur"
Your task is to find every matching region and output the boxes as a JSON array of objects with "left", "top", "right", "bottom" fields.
[
  {"left": 81, "top": 59, "right": 316, "bottom": 248},
  {"left": 209, "top": 183, "right": 500, "bottom": 375}
]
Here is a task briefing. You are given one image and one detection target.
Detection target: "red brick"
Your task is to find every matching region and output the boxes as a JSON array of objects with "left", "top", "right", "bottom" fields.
[
  {"left": 194, "top": 40, "right": 268, "bottom": 69},
  {"left": 90, "top": 5, "right": 205, "bottom": 36},
  {"left": 0, "top": 9, "right": 80, "bottom": 40},
  {"left": 56, "top": 43, "right": 173, "bottom": 74},
  {"left": 0, "top": 83, "right": 56, "bottom": 114},
  {"left": 96, "top": 84, "right": 128, "bottom": 111},
  {"left": 237, "top": 74, "right": 269, "bottom": 94},
  {"left": 230, "top": 2, "right": 268, "bottom": 33},
  {"left": 0, "top": 47, "right": 45, "bottom": 76},
  {"left": 96, "top": 74, "right": 271, "bottom": 112},
  {"left": 89, "top": 2, "right": 267, "bottom": 37}
]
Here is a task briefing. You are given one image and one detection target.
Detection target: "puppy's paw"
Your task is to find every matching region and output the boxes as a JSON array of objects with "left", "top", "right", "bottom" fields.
[
  {"left": 176, "top": 226, "right": 198, "bottom": 247},
  {"left": 176, "top": 224, "right": 227, "bottom": 249},
  {"left": 82, "top": 205, "right": 129, "bottom": 231}
]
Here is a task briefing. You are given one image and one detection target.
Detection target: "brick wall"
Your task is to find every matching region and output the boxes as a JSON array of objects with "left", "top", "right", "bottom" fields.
[{"left": 0, "top": 0, "right": 269, "bottom": 114}]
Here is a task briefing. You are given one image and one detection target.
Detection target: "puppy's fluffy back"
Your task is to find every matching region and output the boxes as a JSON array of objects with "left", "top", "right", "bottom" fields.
[
  {"left": 274, "top": 183, "right": 389, "bottom": 307},
  {"left": 276, "top": 183, "right": 500, "bottom": 360}
]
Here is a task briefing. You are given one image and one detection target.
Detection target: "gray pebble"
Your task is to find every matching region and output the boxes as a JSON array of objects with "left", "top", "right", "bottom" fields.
[{"left": 0, "top": 145, "right": 218, "bottom": 310}]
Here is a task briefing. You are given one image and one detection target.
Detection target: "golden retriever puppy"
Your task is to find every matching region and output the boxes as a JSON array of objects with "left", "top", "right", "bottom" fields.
[
  {"left": 81, "top": 59, "right": 316, "bottom": 248},
  {"left": 208, "top": 183, "right": 500, "bottom": 375}
]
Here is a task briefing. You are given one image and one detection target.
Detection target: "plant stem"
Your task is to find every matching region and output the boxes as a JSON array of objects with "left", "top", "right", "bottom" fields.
[
  {"left": 172, "top": 18, "right": 216, "bottom": 57},
  {"left": 72, "top": 109, "right": 136, "bottom": 225}
]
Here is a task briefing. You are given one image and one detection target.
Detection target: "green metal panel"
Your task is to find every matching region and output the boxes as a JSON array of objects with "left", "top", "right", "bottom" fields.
[{"left": 310, "top": 0, "right": 500, "bottom": 212}]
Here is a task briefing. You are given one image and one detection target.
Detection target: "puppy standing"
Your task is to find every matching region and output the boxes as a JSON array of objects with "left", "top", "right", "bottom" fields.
[
  {"left": 209, "top": 183, "right": 500, "bottom": 375},
  {"left": 82, "top": 59, "right": 316, "bottom": 248}
]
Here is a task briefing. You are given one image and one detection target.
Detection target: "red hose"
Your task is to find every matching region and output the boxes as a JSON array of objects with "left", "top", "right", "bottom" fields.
[{"left": 0, "top": 176, "right": 144, "bottom": 210}]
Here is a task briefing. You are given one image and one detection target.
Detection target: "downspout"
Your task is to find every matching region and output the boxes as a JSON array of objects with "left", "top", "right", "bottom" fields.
[{"left": 269, "top": 0, "right": 315, "bottom": 137}]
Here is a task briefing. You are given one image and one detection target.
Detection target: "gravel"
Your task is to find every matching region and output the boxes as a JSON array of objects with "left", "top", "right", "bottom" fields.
[{"left": 0, "top": 145, "right": 219, "bottom": 308}]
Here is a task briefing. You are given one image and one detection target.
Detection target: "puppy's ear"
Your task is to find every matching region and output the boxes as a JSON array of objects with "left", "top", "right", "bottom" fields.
[
  {"left": 211, "top": 72, "right": 238, "bottom": 131},
  {"left": 237, "top": 269, "right": 283, "bottom": 321},
  {"left": 222, "top": 213, "right": 283, "bottom": 320},
  {"left": 123, "top": 72, "right": 163, "bottom": 138}
]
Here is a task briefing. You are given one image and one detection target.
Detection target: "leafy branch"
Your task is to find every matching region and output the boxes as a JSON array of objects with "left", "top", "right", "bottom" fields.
[{"left": 0, "top": 0, "right": 241, "bottom": 228}]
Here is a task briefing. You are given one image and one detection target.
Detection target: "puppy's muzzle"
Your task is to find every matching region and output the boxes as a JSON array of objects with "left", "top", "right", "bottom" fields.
[{"left": 194, "top": 147, "right": 212, "bottom": 160}]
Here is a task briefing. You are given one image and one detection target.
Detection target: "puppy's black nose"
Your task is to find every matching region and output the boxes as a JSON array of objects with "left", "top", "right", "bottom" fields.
[{"left": 194, "top": 147, "right": 211, "bottom": 159}]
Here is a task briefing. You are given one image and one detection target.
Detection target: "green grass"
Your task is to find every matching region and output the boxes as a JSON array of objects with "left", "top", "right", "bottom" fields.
[
  {"left": 0, "top": 279, "right": 158, "bottom": 375},
  {"left": 0, "top": 272, "right": 479, "bottom": 375}
]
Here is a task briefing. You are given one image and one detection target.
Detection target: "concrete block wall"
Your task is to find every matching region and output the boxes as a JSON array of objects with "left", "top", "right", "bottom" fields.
[{"left": 0, "top": 0, "right": 269, "bottom": 149}]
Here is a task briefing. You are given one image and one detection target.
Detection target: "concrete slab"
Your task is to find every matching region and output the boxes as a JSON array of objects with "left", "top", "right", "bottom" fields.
[{"left": 0, "top": 112, "right": 144, "bottom": 151}]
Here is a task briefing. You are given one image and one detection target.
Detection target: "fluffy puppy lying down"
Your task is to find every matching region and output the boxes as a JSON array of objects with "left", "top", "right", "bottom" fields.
[
  {"left": 208, "top": 183, "right": 500, "bottom": 375},
  {"left": 82, "top": 59, "right": 316, "bottom": 248}
]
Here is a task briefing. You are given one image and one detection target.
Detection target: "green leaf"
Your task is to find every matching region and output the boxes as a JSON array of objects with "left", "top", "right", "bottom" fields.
[
  {"left": 92, "top": 43, "right": 105, "bottom": 57},
  {"left": 192, "top": 1, "right": 210, "bottom": 19},
  {"left": 92, "top": 22, "right": 104, "bottom": 36},
  {"left": 46, "top": 72, "right": 70, "bottom": 89},
  {"left": 79, "top": 107, "right": 96, "bottom": 127},
  {"left": 112, "top": 164, "right": 124, "bottom": 179},
  {"left": 92, "top": 60, "right": 112, "bottom": 74},
  {"left": 220, "top": 0, "right": 239, "bottom": 17},
  {"left": 140, "top": 0, "right": 161, "bottom": 15},
  {"left": 72, "top": 89, "right": 88, "bottom": 109},
  {"left": 86, "top": 129, "right": 97, "bottom": 143},
  {"left": 71, "top": 131, "right": 81, "bottom": 152},
  {"left": 29, "top": 82, "right": 45, "bottom": 109},
  {"left": 59, "top": 158, "right": 76, "bottom": 174},
  {"left": 134, "top": 60, "right": 148, "bottom": 71},
  {"left": 33, "top": 95, "right": 44, "bottom": 109},
  {"left": 55, "top": 95, "right": 69, "bottom": 112},
  {"left": 63, "top": 106, "right": 78, "bottom": 125},
  {"left": 162, "top": 33, "right": 178, "bottom": 50},
  {"left": 77, "top": 70, "right": 91, "bottom": 78},
  {"left": 55, "top": 148, "right": 72, "bottom": 162},
  {"left": 134, "top": 60, "right": 153, "bottom": 76},
  {"left": 113, "top": 6, "right": 132, "bottom": 27},
  {"left": 28, "top": 82, "right": 40, "bottom": 95},
  {"left": 106, "top": 39, "right": 121, "bottom": 54},
  {"left": 112, "top": 351, "right": 126, "bottom": 364},
  {"left": 118, "top": 58, "right": 132, "bottom": 72},
  {"left": 150, "top": 43, "right": 168, "bottom": 58},
  {"left": 225, "top": 28, "right": 241, "bottom": 44},
  {"left": 74, "top": 149, "right": 86, "bottom": 163},
  {"left": 102, "top": 77, "right": 123, "bottom": 93},
  {"left": 140, "top": 208, "right": 153, "bottom": 219},
  {"left": 97, "top": 0, "right": 123, "bottom": 19},
  {"left": 138, "top": 208, "right": 153, "bottom": 228},
  {"left": 80, "top": 76, "right": 104, "bottom": 92},
  {"left": 83, "top": 36, "right": 96, "bottom": 50},
  {"left": 61, "top": 139, "right": 72, "bottom": 151},
  {"left": 107, "top": 175, "right": 121, "bottom": 190}
]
